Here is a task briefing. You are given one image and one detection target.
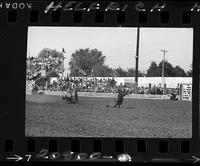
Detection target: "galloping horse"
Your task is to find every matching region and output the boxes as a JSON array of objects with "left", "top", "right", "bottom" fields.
[{"left": 62, "top": 87, "right": 79, "bottom": 104}]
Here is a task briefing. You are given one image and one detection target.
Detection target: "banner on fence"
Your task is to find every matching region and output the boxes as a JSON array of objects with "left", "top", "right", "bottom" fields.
[{"left": 181, "top": 83, "right": 192, "bottom": 101}]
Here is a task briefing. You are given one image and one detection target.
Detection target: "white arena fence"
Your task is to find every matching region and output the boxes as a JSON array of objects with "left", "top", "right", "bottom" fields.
[
  {"left": 26, "top": 77, "right": 192, "bottom": 101},
  {"left": 34, "top": 91, "right": 171, "bottom": 100},
  {"left": 66, "top": 77, "right": 192, "bottom": 89}
]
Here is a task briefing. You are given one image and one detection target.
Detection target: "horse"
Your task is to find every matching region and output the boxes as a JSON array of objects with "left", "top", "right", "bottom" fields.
[{"left": 62, "top": 88, "right": 79, "bottom": 104}]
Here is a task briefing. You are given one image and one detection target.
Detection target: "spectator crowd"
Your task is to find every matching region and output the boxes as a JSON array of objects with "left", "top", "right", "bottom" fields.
[
  {"left": 34, "top": 75, "right": 180, "bottom": 95},
  {"left": 26, "top": 56, "right": 63, "bottom": 80},
  {"left": 26, "top": 56, "right": 180, "bottom": 95},
  {"left": 37, "top": 76, "right": 119, "bottom": 93}
]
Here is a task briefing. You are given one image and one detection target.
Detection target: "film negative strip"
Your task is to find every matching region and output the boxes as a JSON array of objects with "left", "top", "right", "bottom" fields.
[{"left": 0, "top": 0, "right": 200, "bottom": 163}]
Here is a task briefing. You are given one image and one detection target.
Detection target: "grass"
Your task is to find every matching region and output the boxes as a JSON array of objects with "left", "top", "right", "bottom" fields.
[{"left": 25, "top": 94, "right": 192, "bottom": 138}]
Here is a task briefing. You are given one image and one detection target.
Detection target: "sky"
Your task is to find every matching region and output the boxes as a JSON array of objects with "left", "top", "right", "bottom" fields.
[{"left": 27, "top": 27, "right": 193, "bottom": 73}]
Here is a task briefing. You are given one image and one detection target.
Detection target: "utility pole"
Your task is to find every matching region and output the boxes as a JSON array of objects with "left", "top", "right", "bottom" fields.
[
  {"left": 160, "top": 49, "right": 167, "bottom": 94},
  {"left": 135, "top": 27, "right": 140, "bottom": 90}
]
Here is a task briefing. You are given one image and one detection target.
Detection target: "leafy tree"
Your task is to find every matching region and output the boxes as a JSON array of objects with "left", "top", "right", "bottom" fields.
[
  {"left": 186, "top": 64, "right": 192, "bottom": 77},
  {"left": 92, "top": 64, "right": 114, "bottom": 77},
  {"left": 146, "top": 61, "right": 160, "bottom": 77},
  {"left": 112, "top": 67, "right": 145, "bottom": 77},
  {"left": 127, "top": 68, "right": 135, "bottom": 77},
  {"left": 146, "top": 60, "right": 187, "bottom": 77},
  {"left": 173, "top": 66, "right": 187, "bottom": 77},
  {"left": 38, "top": 48, "right": 64, "bottom": 59},
  {"left": 158, "top": 60, "right": 175, "bottom": 77},
  {"left": 127, "top": 68, "right": 144, "bottom": 77},
  {"left": 115, "top": 67, "right": 128, "bottom": 77},
  {"left": 50, "top": 49, "right": 64, "bottom": 59},
  {"left": 69, "top": 48, "right": 105, "bottom": 77},
  {"left": 38, "top": 48, "right": 50, "bottom": 59}
]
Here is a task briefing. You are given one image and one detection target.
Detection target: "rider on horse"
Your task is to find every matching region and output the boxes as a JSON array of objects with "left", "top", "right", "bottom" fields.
[{"left": 62, "top": 84, "right": 79, "bottom": 104}]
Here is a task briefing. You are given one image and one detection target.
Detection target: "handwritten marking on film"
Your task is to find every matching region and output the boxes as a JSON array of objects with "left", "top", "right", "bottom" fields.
[
  {"left": 25, "top": 155, "right": 32, "bottom": 161},
  {"left": 35, "top": 149, "right": 103, "bottom": 161},
  {"left": 35, "top": 149, "right": 133, "bottom": 162},
  {"left": 44, "top": 1, "right": 200, "bottom": 14},
  {"left": 0, "top": 1, "right": 199, "bottom": 13},
  {"left": 6, "top": 154, "right": 23, "bottom": 161},
  {"left": 192, "top": 156, "right": 200, "bottom": 163},
  {"left": 6, "top": 154, "right": 31, "bottom": 161},
  {"left": 185, "top": 156, "right": 200, "bottom": 163},
  {"left": 191, "top": 3, "right": 200, "bottom": 11},
  {"left": 44, "top": 1, "right": 168, "bottom": 13}
]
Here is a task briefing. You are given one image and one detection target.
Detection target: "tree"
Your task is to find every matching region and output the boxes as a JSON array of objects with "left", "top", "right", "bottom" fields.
[
  {"left": 126, "top": 68, "right": 144, "bottom": 77},
  {"left": 115, "top": 67, "right": 128, "bottom": 77},
  {"left": 158, "top": 60, "right": 175, "bottom": 77},
  {"left": 38, "top": 48, "right": 64, "bottom": 59},
  {"left": 173, "top": 66, "right": 187, "bottom": 77},
  {"left": 50, "top": 49, "right": 64, "bottom": 59},
  {"left": 92, "top": 64, "right": 114, "bottom": 77},
  {"left": 38, "top": 48, "right": 51, "bottom": 59},
  {"left": 69, "top": 48, "right": 106, "bottom": 77},
  {"left": 186, "top": 64, "right": 192, "bottom": 77},
  {"left": 127, "top": 68, "right": 135, "bottom": 77},
  {"left": 146, "top": 60, "right": 187, "bottom": 77},
  {"left": 146, "top": 61, "right": 160, "bottom": 77}
]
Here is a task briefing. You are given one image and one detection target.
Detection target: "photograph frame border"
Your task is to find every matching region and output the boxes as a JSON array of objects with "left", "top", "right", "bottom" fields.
[{"left": 0, "top": 0, "right": 199, "bottom": 162}]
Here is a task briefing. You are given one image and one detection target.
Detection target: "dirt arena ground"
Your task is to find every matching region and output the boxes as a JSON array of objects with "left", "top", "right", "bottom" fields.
[{"left": 25, "top": 94, "right": 192, "bottom": 138}]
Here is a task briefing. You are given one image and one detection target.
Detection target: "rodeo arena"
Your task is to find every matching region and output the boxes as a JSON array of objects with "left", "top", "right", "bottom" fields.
[{"left": 26, "top": 54, "right": 192, "bottom": 138}]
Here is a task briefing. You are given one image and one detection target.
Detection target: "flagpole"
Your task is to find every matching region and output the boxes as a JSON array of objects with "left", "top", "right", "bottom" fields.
[
  {"left": 62, "top": 56, "right": 65, "bottom": 78},
  {"left": 28, "top": 48, "right": 30, "bottom": 58},
  {"left": 62, "top": 48, "right": 65, "bottom": 78}
]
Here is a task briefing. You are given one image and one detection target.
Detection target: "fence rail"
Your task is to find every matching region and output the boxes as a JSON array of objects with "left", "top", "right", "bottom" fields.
[{"left": 26, "top": 91, "right": 171, "bottom": 100}]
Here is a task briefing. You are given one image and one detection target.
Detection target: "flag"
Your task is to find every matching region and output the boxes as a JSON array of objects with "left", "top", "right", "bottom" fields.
[
  {"left": 79, "top": 68, "right": 86, "bottom": 76},
  {"left": 91, "top": 68, "right": 93, "bottom": 77},
  {"left": 62, "top": 48, "right": 66, "bottom": 53}
]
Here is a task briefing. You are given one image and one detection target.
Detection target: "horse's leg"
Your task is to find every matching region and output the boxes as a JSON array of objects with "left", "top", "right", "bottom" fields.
[
  {"left": 75, "top": 96, "right": 79, "bottom": 104},
  {"left": 65, "top": 96, "right": 72, "bottom": 103}
]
